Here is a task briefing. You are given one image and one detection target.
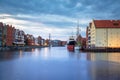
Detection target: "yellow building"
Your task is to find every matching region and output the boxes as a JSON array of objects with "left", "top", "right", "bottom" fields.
[{"left": 87, "top": 20, "right": 120, "bottom": 48}]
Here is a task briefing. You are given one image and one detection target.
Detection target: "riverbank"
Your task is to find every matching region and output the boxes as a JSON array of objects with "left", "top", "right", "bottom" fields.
[
  {"left": 82, "top": 48, "right": 120, "bottom": 52},
  {"left": 0, "top": 46, "right": 46, "bottom": 51}
]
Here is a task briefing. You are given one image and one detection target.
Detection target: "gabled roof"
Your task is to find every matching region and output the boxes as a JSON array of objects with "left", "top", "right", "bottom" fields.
[{"left": 93, "top": 20, "right": 120, "bottom": 28}]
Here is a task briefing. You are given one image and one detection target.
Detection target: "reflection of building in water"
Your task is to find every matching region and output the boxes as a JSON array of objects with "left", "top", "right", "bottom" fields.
[
  {"left": 87, "top": 52, "right": 120, "bottom": 63},
  {"left": 87, "top": 53, "right": 120, "bottom": 80},
  {"left": 108, "top": 53, "right": 120, "bottom": 63},
  {"left": 31, "top": 48, "right": 35, "bottom": 52},
  {"left": 42, "top": 47, "right": 51, "bottom": 59},
  {"left": 19, "top": 50, "right": 23, "bottom": 58}
]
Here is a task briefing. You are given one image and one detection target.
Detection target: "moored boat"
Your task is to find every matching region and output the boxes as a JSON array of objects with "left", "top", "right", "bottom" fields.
[{"left": 67, "top": 36, "right": 76, "bottom": 51}]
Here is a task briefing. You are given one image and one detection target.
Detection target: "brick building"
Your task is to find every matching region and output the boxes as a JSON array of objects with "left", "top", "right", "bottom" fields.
[
  {"left": 25, "top": 34, "right": 35, "bottom": 46},
  {"left": 5, "top": 25, "right": 15, "bottom": 46}
]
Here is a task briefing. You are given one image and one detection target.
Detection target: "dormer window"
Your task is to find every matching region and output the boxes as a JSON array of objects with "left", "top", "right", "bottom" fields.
[{"left": 113, "top": 23, "right": 119, "bottom": 26}]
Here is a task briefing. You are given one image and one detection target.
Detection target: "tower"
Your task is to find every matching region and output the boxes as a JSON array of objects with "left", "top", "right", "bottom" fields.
[
  {"left": 76, "top": 20, "right": 81, "bottom": 37},
  {"left": 49, "top": 33, "right": 51, "bottom": 46}
]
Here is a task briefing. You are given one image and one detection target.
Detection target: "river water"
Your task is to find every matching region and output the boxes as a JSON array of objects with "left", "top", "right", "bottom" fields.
[{"left": 0, "top": 47, "right": 120, "bottom": 80}]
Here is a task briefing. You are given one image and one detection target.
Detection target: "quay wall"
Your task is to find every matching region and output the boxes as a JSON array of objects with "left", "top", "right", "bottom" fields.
[{"left": 0, "top": 46, "right": 45, "bottom": 51}]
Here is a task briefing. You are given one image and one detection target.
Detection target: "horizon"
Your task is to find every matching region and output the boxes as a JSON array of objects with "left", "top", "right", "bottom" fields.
[{"left": 0, "top": 0, "right": 120, "bottom": 40}]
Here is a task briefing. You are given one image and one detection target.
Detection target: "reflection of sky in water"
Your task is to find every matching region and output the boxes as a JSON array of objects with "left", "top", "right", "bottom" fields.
[
  {"left": 0, "top": 47, "right": 120, "bottom": 80},
  {"left": 1, "top": 47, "right": 120, "bottom": 63}
]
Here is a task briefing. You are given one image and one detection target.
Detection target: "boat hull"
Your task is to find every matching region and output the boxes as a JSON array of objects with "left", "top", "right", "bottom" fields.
[{"left": 67, "top": 45, "right": 75, "bottom": 51}]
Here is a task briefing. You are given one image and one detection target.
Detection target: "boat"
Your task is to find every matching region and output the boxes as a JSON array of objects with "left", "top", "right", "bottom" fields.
[
  {"left": 67, "top": 20, "right": 82, "bottom": 51},
  {"left": 67, "top": 36, "right": 76, "bottom": 51},
  {"left": 75, "top": 45, "right": 81, "bottom": 50}
]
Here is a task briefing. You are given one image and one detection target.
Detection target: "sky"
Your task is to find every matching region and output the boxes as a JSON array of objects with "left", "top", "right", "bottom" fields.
[{"left": 0, "top": 0, "right": 120, "bottom": 40}]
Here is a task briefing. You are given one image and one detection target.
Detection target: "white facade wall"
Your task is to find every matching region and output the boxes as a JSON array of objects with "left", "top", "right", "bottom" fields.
[
  {"left": 89, "top": 21, "right": 120, "bottom": 48},
  {"left": 95, "top": 28, "right": 120, "bottom": 48},
  {"left": 90, "top": 21, "right": 96, "bottom": 47},
  {"left": 14, "top": 29, "right": 25, "bottom": 45}
]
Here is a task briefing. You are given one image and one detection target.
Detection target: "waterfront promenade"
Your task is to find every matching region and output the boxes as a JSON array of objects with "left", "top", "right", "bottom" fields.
[{"left": 0, "top": 47, "right": 120, "bottom": 80}]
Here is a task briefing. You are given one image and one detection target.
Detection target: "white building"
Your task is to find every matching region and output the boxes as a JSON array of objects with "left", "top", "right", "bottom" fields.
[
  {"left": 13, "top": 29, "right": 25, "bottom": 46},
  {"left": 87, "top": 20, "right": 120, "bottom": 48}
]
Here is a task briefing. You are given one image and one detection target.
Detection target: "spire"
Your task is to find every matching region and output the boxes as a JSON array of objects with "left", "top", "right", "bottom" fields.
[
  {"left": 49, "top": 33, "right": 51, "bottom": 46},
  {"left": 76, "top": 20, "right": 80, "bottom": 37}
]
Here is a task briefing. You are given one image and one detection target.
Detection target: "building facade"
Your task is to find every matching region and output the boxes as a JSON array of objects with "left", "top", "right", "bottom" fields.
[
  {"left": 25, "top": 34, "right": 35, "bottom": 46},
  {"left": 37, "top": 36, "right": 42, "bottom": 46},
  {"left": 0, "top": 22, "right": 3, "bottom": 46},
  {"left": 2, "top": 24, "right": 8, "bottom": 46},
  {"left": 13, "top": 29, "right": 25, "bottom": 46},
  {"left": 87, "top": 20, "right": 120, "bottom": 48},
  {"left": 6, "top": 25, "right": 15, "bottom": 46}
]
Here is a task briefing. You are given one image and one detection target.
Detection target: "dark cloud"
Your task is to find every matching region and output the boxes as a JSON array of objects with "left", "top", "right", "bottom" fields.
[
  {"left": 0, "top": 0, "right": 120, "bottom": 39},
  {"left": 0, "top": 0, "right": 120, "bottom": 18}
]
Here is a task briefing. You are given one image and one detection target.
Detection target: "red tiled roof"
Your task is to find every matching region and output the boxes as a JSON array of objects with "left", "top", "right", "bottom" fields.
[{"left": 93, "top": 20, "right": 120, "bottom": 28}]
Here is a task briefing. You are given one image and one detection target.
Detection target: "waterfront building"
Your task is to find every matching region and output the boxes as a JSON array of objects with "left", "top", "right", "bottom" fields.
[
  {"left": 51, "top": 40, "right": 62, "bottom": 46},
  {"left": 37, "top": 36, "right": 42, "bottom": 46},
  {"left": 25, "top": 34, "right": 35, "bottom": 46},
  {"left": 61, "top": 41, "right": 67, "bottom": 46},
  {"left": 0, "top": 22, "right": 3, "bottom": 47},
  {"left": 76, "top": 34, "right": 82, "bottom": 46},
  {"left": 86, "top": 23, "right": 92, "bottom": 48},
  {"left": 44, "top": 39, "right": 49, "bottom": 46},
  {"left": 41, "top": 39, "right": 45, "bottom": 46},
  {"left": 13, "top": 29, "right": 25, "bottom": 46},
  {"left": 34, "top": 37, "right": 39, "bottom": 46},
  {"left": 87, "top": 20, "right": 120, "bottom": 48},
  {"left": 81, "top": 38, "right": 86, "bottom": 48},
  {"left": 76, "top": 33, "right": 86, "bottom": 48},
  {"left": 6, "top": 25, "right": 15, "bottom": 46},
  {"left": 86, "top": 26, "right": 88, "bottom": 48},
  {"left": 2, "top": 24, "right": 8, "bottom": 46}
]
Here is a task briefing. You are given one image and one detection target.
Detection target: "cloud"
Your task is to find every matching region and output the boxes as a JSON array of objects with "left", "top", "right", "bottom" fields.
[{"left": 0, "top": 0, "right": 120, "bottom": 40}]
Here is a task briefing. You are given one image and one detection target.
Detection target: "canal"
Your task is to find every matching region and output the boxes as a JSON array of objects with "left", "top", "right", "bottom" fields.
[{"left": 0, "top": 47, "right": 120, "bottom": 80}]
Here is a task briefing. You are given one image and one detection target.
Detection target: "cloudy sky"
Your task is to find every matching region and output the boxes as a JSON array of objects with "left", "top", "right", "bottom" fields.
[{"left": 0, "top": 0, "right": 120, "bottom": 40}]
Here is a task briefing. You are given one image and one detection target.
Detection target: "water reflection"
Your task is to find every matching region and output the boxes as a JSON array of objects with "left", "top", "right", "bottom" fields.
[
  {"left": 0, "top": 48, "right": 120, "bottom": 63},
  {"left": 0, "top": 47, "right": 120, "bottom": 80},
  {"left": 19, "top": 50, "right": 23, "bottom": 58},
  {"left": 87, "top": 52, "right": 120, "bottom": 63},
  {"left": 43, "top": 47, "right": 51, "bottom": 59}
]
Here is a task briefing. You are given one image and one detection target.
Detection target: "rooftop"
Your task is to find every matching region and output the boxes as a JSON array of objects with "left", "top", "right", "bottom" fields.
[{"left": 93, "top": 20, "right": 120, "bottom": 28}]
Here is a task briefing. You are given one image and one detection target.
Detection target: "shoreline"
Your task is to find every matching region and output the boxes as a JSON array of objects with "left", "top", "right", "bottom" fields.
[
  {"left": 0, "top": 46, "right": 46, "bottom": 51},
  {"left": 82, "top": 48, "right": 120, "bottom": 52},
  {"left": 1, "top": 46, "right": 120, "bottom": 52}
]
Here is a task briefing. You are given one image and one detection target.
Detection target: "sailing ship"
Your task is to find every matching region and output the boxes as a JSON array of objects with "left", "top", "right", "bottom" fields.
[{"left": 67, "top": 20, "right": 81, "bottom": 51}]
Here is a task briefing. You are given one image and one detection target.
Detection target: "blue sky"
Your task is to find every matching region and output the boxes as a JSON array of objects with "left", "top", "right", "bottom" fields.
[{"left": 0, "top": 0, "right": 120, "bottom": 40}]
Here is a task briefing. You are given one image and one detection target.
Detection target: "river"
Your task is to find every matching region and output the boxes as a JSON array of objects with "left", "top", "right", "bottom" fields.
[{"left": 0, "top": 47, "right": 120, "bottom": 80}]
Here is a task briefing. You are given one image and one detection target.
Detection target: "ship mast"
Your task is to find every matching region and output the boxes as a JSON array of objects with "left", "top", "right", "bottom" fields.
[{"left": 76, "top": 20, "right": 81, "bottom": 37}]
